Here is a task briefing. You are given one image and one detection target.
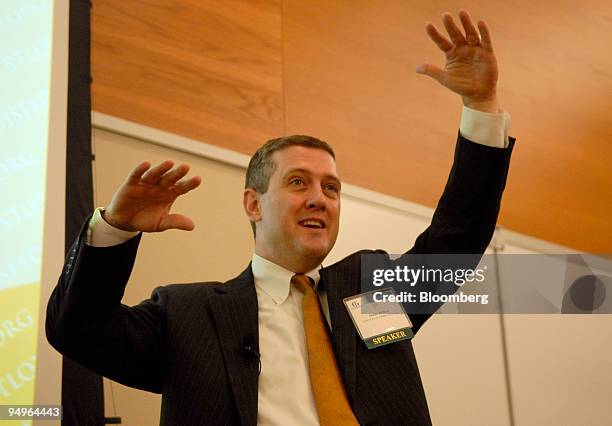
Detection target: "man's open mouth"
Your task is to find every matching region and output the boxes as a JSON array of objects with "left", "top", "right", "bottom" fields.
[{"left": 299, "top": 219, "right": 325, "bottom": 229}]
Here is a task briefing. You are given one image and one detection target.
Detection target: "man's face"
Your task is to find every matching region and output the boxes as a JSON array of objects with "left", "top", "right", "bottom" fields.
[{"left": 251, "top": 146, "right": 341, "bottom": 273}]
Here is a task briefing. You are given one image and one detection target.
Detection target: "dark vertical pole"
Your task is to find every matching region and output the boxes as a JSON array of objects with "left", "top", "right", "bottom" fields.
[{"left": 62, "top": 1, "right": 104, "bottom": 425}]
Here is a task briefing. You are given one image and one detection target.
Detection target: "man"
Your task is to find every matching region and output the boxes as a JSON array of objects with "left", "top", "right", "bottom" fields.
[{"left": 47, "top": 10, "right": 514, "bottom": 425}]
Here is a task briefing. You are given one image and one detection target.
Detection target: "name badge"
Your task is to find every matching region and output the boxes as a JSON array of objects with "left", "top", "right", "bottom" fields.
[{"left": 343, "top": 288, "right": 413, "bottom": 349}]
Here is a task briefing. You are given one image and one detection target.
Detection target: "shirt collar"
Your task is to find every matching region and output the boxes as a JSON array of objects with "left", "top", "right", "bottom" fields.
[{"left": 251, "top": 253, "right": 321, "bottom": 305}]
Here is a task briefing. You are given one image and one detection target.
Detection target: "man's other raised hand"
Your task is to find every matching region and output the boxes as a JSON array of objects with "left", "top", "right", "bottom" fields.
[{"left": 103, "top": 160, "right": 202, "bottom": 233}]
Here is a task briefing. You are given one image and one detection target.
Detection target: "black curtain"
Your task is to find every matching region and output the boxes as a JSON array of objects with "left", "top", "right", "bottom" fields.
[{"left": 63, "top": 0, "right": 104, "bottom": 424}]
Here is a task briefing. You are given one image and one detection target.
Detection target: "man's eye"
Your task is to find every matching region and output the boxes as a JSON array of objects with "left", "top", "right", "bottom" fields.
[
  {"left": 325, "top": 184, "right": 338, "bottom": 193},
  {"left": 290, "top": 178, "right": 304, "bottom": 186}
]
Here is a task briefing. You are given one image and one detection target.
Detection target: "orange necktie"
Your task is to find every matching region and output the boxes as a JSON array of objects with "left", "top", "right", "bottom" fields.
[{"left": 291, "top": 274, "right": 359, "bottom": 425}]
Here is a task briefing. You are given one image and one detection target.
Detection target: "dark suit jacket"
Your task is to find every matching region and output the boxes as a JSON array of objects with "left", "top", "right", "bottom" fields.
[{"left": 46, "top": 133, "right": 514, "bottom": 425}]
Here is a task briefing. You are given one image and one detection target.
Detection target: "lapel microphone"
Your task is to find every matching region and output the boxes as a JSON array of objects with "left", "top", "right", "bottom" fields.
[{"left": 242, "top": 333, "right": 261, "bottom": 375}]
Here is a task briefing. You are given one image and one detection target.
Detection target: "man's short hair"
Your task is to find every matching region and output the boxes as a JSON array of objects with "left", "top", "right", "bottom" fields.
[{"left": 245, "top": 135, "right": 336, "bottom": 236}]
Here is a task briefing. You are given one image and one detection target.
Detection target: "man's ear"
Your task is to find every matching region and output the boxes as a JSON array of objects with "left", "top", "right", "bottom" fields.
[{"left": 243, "top": 188, "right": 262, "bottom": 222}]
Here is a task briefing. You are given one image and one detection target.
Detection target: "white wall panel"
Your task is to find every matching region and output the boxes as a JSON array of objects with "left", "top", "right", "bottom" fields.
[{"left": 500, "top": 243, "right": 612, "bottom": 426}]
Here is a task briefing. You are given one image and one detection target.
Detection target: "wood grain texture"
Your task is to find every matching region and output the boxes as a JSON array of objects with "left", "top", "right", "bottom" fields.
[
  {"left": 92, "top": 0, "right": 284, "bottom": 154},
  {"left": 282, "top": 0, "right": 612, "bottom": 252},
  {"left": 92, "top": 0, "right": 612, "bottom": 252}
]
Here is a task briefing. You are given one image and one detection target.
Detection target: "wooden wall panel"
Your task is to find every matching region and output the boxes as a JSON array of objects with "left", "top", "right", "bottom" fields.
[
  {"left": 282, "top": 0, "right": 612, "bottom": 253},
  {"left": 283, "top": 0, "right": 457, "bottom": 216},
  {"left": 92, "top": 0, "right": 284, "bottom": 153},
  {"left": 91, "top": 0, "right": 612, "bottom": 252}
]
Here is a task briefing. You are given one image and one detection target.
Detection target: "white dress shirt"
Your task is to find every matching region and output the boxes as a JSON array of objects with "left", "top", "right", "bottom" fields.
[
  {"left": 85, "top": 106, "right": 511, "bottom": 425},
  {"left": 251, "top": 253, "right": 322, "bottom": 425}
]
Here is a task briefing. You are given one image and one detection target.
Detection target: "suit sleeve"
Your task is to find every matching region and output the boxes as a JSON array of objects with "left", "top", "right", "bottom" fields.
[
  {"left": 46, "top": 220, "right": 166, "bottom": 393},
  {"left": 402, "top": 132, "right": 515, "bottom": 332},
  {"left": 410, "top": 132, "right": 514, "bottom": 255}
]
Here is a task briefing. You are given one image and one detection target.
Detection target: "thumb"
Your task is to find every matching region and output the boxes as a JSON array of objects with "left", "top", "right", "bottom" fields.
[
  {"left": 159, "top": 214, "right": 196, "bottom": 232},
  {"left": 416, "top": 63, "right": 447, "bottom": 85}
]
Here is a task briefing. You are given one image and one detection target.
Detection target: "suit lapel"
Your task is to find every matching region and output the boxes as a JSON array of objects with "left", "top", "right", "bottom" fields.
[
  {"left": 209, "top": 266, "right": 259, "bottom": 426},
  {"left": 320, "top": 263, "right": 358, "bottom": 404}
]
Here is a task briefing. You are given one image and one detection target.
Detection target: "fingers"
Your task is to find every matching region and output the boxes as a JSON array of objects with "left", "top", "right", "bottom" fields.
[
  {"left": 442, "top": 12, "right": 466, "bottom": 47},
  {"left": 477, "top": 20, "right": 494, "bottom": 52},
  {"left": 141, "top": 160, "right": 174, "bottom": 184},
  {"left": 125, "top": 162, "right": 151, "bottom": 185},
  {"left": 459, "top": 10, "right": 480, "bottom": 46},
  {"left": 138, "top": 161, "right": 201, "bottom": 194},
  {"left": 425, "top": 22, "right": 453, "bottom": 53},
  {"left": 172, "top": 176, "right": 202, "bottom": 195},
  {"left": 159, "top": 164, "right": 202, "bottom": 195},
  {"left": 159, "top": 213, "right": 196, "bottom": 232},
  {"left": 426, "top": 11, "right": 491, "bottom": 51},
  {"left": 415, "top": 63, "right": 447, "bottom": 86},
  {"left": 159, "top": 163, "right": 190, "bottom": 187}
]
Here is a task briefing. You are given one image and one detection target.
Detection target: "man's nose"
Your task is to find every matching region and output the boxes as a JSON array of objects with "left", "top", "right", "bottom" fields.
[{"left": 306, "top": 186, "right": 326, "bottom": 209}]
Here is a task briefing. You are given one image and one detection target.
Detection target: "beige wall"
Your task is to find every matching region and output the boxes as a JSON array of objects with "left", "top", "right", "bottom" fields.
[
  {"left": 93, "top": 125, "right": 612, "bottom": 425},
  {"left": 94, "top": 128, "right": 253, "bottom": 425}
]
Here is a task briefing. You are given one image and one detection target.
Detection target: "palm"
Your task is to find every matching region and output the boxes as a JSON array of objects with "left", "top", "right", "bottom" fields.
[
  {"left": 111, "top": 184, "right": 180, "bottom": 232},
  {"left": 443, "top": 44, "right": 497, "bottom": 99},
  {"left": 106, "top": 161, "right": 202, "bottom": 232}
]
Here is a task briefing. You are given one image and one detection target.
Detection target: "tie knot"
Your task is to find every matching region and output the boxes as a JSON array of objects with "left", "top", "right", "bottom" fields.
[{"left": 291, "top": 274, "right": 315, "bottom": 294}]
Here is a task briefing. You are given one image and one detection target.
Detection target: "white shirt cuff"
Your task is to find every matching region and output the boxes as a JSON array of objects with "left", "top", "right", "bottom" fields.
[
  {"left": 86, "top": 207, "right": 140, "bottom": 247},
  {"left": 459, "top": 106, "right": 511, "bottom": 148}
]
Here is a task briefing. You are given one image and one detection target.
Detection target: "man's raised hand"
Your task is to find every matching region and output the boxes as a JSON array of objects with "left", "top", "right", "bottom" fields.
[
  {"left": 416, "top": 10, "right": 500, "bottom": 113},
  {"left": 103, "top": 160, "right": 202, "bottom": 233}
]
